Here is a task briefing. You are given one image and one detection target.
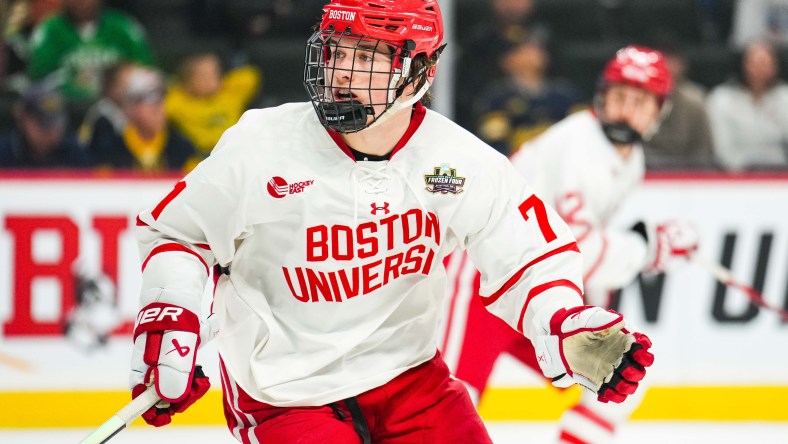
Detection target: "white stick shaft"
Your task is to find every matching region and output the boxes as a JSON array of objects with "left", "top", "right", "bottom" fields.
[
  {"left": 78, "top": 315, "right": 218, "bottom": 444},
  {"left": 691, "top": 253, "right": 734, "bottom": 283},
  {"left": 78, "top": 387, "right": 159, "bottom": 444}
]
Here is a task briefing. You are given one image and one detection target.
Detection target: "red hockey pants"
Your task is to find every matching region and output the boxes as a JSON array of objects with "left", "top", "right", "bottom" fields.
[{"left": 220, "top": 352, "right": 493, "bottom": 443}]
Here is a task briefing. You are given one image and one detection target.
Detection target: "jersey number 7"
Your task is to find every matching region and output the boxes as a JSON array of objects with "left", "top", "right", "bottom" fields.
[{"left": 518, "top": 195, "right": 557, "bottom": 243}]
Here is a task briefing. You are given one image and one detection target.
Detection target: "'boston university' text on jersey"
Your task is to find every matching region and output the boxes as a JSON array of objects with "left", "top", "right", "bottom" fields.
[{"left": 135, "top": 102, "right": 584, "bottom": 407}]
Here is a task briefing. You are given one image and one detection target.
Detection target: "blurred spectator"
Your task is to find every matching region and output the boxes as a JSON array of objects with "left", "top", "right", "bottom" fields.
[
  {"left": 78, "top": 61, "right": 136, "bottom": 146},
  {"left": 707, "top": 40, "right": 788, "bottom": 171},
  {"left": 0, "top": 83, "right": 87, "bottom": 168},
  {"left": 27, "top": 0, "right": 155, "bottom": 102},
  {"left": 473, "top": 32, "right": 583, "bottom": 156},
  {"left": 2, "top": 0, "right": 63, "bottom": 91},
  {"left": 165, "top": 52, "right": 261, "bottom": 158},
  {"left": 455, "top": 0, "right": 549, "bottom": 129},
  {"left": 731, "top": 0, "right": 788, "bottom": 48},
  {"left": 88, "top": 67, "right": 197, "bottom": 172},
  {"left": 644, "top": 42, "right": 718, "bottom": 170}
]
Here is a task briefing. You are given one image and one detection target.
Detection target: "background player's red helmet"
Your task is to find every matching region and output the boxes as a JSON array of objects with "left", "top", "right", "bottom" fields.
[
  {"left": 319, "top": 0, "right": 444, "bottom": 61},
  {"left": 594, "top": 46, "right": 673, "bottom": 145},
  {"left": 304, "top": 0, "right": 446, "bottom": 133},
  {"left": 601, "top": 45, "right": 672, "bottom": 100}
]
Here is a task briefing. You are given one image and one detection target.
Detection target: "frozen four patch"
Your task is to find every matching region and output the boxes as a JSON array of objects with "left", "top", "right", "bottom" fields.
[{"left": 424, "top": 164, "right": 465, "bottom": 194}]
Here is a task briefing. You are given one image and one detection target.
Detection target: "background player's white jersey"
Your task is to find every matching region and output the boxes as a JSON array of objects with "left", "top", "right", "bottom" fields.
[
  {"left": 135, "top": 102, "right": 583, "bottom": 407},
  {"left": 511, "top": 110, "right": 649, "bottom": 302}
]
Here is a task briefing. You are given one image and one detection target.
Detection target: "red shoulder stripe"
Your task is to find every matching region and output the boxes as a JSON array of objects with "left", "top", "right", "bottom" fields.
[{"left": 141, "top": 243, "right": 209, "bottom": 275}]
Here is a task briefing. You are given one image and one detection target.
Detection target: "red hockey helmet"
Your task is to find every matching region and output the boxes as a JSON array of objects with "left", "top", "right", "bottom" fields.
[
  {"left": 595, "top": 46, "right": 673, "bottom": 145},
  {"left": 304, "top": 0, "right": 446, "bottom": 133},
  {"left": 601, "top": 45, "right": 672, "bottom": 99},
  {"left": 319, "top": 0, "right": 444, "bottom": 61}
]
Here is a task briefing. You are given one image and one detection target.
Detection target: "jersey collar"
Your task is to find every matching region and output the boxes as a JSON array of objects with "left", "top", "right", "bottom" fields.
[{"left": 326, "top": 102, "right": 427, "bottom": 162}]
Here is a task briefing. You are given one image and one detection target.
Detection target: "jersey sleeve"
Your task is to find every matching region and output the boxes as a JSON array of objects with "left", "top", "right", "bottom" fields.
[
  {"left": 456, "top": 157, "right": 584, "bottom": 341},
  {"left": 514, "top": 129, "right": 650, "bottom": 295},
  {"left": 553, "top": 191, "right": 648, "bottom": 292},
  {"left": 134, "top": 127, "right": 250, "bottom": 312},
  {"left": 550, "top": 156, "right": 649, "bottom": 293}
]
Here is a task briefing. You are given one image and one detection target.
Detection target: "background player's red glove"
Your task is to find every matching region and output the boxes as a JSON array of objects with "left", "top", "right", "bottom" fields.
[
  {"left": 635, "top": 219, "right": 699, "bottom": 274},
  {"left": 533, "top": 306, "right": 654, "bottom": 403},
  {"left": 130, "top": 302, "right": 210, "bottom": 426}
]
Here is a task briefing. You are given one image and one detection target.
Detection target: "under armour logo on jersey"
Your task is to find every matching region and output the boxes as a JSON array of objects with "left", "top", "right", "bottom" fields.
[
  {"left": 371, "top": 202, "right": 390, "bottom": 215},
  {"left": 166, "top": 338, "right": 191, "bottom": 357},
  {"left": 537, "top": 353, "right": 546, "bottom": 363}
]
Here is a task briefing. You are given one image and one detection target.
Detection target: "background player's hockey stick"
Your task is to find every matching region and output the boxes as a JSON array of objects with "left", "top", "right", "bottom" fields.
[
  {"left": 691, "top": 253, "right": 788, "bottom": 320},
  {"left": 78, "top": 315, "right": 219, "bottom": 444}
]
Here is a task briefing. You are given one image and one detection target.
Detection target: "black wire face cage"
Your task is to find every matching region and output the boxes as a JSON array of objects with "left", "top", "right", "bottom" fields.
[{"left": 304, "top": 28, "right": 411, "bottom": 133}]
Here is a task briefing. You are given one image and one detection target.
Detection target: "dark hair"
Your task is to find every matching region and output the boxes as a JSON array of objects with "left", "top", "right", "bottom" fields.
[
  {"left": 733, "top": 39, "right": 781, "bottom": 88},
  {"left": 409, "top": 52, "right": 439, "bottom": 106}
]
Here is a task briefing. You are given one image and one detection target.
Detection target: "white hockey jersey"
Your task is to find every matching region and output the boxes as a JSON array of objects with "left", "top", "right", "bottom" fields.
[
  {"left": 510, "top": 110, "right": 649, "bottom": 303},
  {"left": 136, "top": 102, "right": 584, "bottom": 406}
]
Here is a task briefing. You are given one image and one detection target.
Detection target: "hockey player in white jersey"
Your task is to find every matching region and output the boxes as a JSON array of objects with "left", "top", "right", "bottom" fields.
[
  {"left": 128, "top": 1, "right": 654, "bottom": 441},
  {"left": 442, "top": 45, "right": 698, "bottom": 444}
]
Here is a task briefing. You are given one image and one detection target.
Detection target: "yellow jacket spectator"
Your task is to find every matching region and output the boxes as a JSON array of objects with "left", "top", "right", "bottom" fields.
[{"left": 165, "top": 53, "right": 261, "bottom": 157}]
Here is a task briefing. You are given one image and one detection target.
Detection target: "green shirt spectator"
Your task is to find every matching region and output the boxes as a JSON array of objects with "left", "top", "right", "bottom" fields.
[{"left": 28, "top": 0, "right": 154, "bottom": 102}]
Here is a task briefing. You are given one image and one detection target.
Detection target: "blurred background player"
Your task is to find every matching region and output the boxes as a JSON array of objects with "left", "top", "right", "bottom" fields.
[{"left": 442, "top": 45, "right": 698, "bottom": 444}]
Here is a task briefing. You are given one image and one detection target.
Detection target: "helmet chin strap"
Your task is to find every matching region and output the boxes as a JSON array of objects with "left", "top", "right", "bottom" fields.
[{"left": 364, "top": 80, "right": 430, "bottom": 131}]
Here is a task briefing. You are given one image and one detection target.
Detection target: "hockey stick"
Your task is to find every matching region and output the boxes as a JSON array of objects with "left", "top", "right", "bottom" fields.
[
  {"left": 78, "top": 385, "right": 160, "bottom": 444},
  {"left": 78, "top": 315, "right": 219, "bottom": 444},
  {"left": 691, "top": 253, "right": 788, "bottom": 321},
  {"left": 0, "top": 349, "right": 33, "bottom": 372}
]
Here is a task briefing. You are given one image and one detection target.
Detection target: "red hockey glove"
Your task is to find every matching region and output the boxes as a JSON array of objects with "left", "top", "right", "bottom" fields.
[
  {"left": 130, "top": 302, "right": 210, "bottom": 427},
  {"left": 635, "top": 219, "right": 699, "bottom": 274},
  {"left": 533, "top": 306, "right": 654, "bottom": 403}
]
